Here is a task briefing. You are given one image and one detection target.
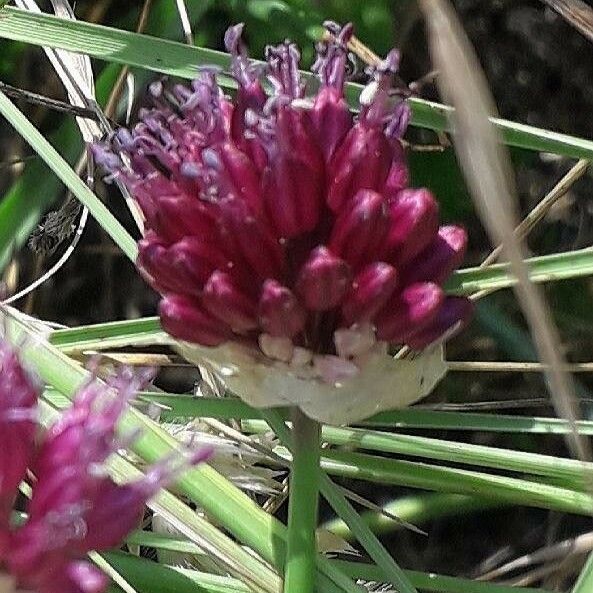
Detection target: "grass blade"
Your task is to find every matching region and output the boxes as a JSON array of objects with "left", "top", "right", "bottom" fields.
[
  {"left": 0, "top": 90, "right": 137, "bottom": 261},
  {"left": 0, "top": 7, "right": 593, "bottom": 159},
  {"left": 243, "top": 419, "right": 593, "bottom": 487},
  {"left": 321, "top": 449, "right": 593, "bottom": 516}
]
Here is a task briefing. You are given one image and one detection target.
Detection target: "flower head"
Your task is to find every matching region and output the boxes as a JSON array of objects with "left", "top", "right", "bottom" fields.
[
  {"left": 0, "top": 341, "right": 211, "bottom": 593},
  {"left": 94, "top": 23, "right": 472, "bottom": 387}
]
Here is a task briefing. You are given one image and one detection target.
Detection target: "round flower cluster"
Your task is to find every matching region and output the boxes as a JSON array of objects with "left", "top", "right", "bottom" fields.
[
  {"left": 0, "top": 341, "right": 210, "bottom": 593},
  {"left": 94, "top": 23, "right": 471, "bottom": 384}
]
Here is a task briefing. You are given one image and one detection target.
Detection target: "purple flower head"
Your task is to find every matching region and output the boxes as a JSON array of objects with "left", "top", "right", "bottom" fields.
[
  {"left": 0, "top": 344, "right": 212, "bottom": 593},
  {"left": 94, "top": 23, "right": 472, "bottom": 383},
  {"left": 0, "top": 342, "right": 39, "bottom": 547}
]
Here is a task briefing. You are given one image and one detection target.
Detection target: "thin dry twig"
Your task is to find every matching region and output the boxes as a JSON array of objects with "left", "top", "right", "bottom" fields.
[
  {"left": 539, "top": 0, "right": 593, "bottom": 43},
  {"left": 419, "top": 0, "right": 590, "bottom": 461},
  {"left": 262, "top": 476, "right": 288, "bottom": 514},
  {"left": 480, "top": 159, "right": 590, "bottom": 268},
  {"left": 470, "top": 158, "right": 590, "bottom": 301},
  {"left": 478, "top": 532, "right": 593, "bottom": 581},
  {"left": 448, "top": 361, "right": 593, "bottom": 373}
]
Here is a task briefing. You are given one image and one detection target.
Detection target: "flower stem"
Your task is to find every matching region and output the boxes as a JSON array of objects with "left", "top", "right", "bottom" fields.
[{"left": 283, "top": 408, "right": 321, "bottom": 593}]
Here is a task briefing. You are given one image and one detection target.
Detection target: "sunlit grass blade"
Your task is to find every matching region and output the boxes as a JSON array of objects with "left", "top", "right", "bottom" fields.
[
  {"left": 448, "top": 246, "right": 593, "bottom": 293},
  {"left": 104, "top": 550, "right": 555, "bottom": 593},
  {"left": 50, "top": 317, "right": 165, "bottom": 352},
  {"left": 322, "top": 493, "right": 499, "bottom": 541},
  {"left": 244, "top": 419, "right": 592, "bottom": 487},
  {"left": 103, "top": 552, "right": 220, "bottom": 593},
  {"left": 320, "top": 476, "right": 419, "bottom": 593},
  {"left": 0, "top": 89, "right": 138, "bottom": 261},
  {"left": 321, "top": 449, "right": 593, "bottom": 515},
  {"left": 2, "top": 7, "right": 593, "bottom": 160},
  {"left": 364, "top": 408, "right": 593, "bottom": 435}
]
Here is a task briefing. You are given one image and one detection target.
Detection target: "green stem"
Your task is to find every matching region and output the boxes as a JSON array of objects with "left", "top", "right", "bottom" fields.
[{"left": 284, "top": 408, "right": 321, "bottom": 593}]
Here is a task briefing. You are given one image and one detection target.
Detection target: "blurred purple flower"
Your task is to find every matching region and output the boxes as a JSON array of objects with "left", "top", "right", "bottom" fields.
[
  {"left": 0, "top": 342, "right": 211, "bottom": 593},
  {"left": 94, "top": 22, "right": 472, "bottom": 379}
]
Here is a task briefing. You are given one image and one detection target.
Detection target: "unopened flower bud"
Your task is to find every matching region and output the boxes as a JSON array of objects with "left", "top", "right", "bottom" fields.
[
  {"left": 329, "top": 189, "right": 388, "bottom": 270},
  {"left": 263, "top": 106, "right": 324, "bottom": 238},
  {"left": 202, "top": 270, "right": 258, "bottom": 332},
  {"left": 311, "top": 87, "right": 353, "bottom": 162},
  {"left": 376, "top": 282, "right": 444, "bottom": 343},
  {"left": 296, "top": 246, "right": 351, "bottom": 311},
  {"left": 258, "top": 280, "right": 306, "bottom": 338},
  {"left": 402, "top": 225, "right": 468, "bottom": 285},
  {"left": 383, "top": 189, "right": 439, "bottom": 267},
  {"left": 406, "top": 296, "right": 473, "bottom": 350},
  {"left": 0, "top": 342, "right": 38, "bottom": 526},
  {"left": 326, "top": 124, "right": 392, "bottom": 212},
  {"left": 160, "top": 294, "right": 232, "bottom": 346},
  {"left": 342, "top": 262, "right": 398, "bottom": 324},
  {"left": 223, "top": 200, "right": 285, "bottom": 280}
]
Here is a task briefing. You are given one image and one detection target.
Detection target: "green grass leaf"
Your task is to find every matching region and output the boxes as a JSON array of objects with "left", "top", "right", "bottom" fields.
[
  {"left": 0, "top": 90, "right": 138, "bottom": 261},
  {"left": 1, "top": 6, "right": 593, "bottom": 160},
  {"left": 447, "top": 247, "right": 593, "bottom": 293}
]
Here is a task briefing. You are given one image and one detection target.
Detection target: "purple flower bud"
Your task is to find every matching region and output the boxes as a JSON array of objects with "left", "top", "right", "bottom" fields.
[
  {"left": 138, "top": 234, "right": 229, "bottom": 296},
  {"left": 383, "top": 141, "right": 409, "bottom": 197},
  {"left": 137, "top": 233, "right": 190, "bottom": 294},
  {"left": 326, "top": 123, "right": 393, "bottom": 212},
  {"left": 153, "top": 195, "right": 219, "bottom": 244},
  {"left": 64, "top": 561, "right": 109, "bottom": 593},
  {"left": 223, "top": 199, "right": 285, "bottom": 280},
  {"left": 160, "top": 294, "right": 233, "bottom": 346},
  {"left": 382, "top": 189, "right": 439, "bottom": 266},
  {"left": 0, "top": 354, "right": 211, "bottom": 593},
  {"left": 0, "top": 342, "right": 38, "bottom": 527},
  {"left": 329, "top": 189, "right": 388, "bottom": 270},
  {"left": 311, "top": 87, "right": 353, "bottom": 163},
  {"left": 258, "top": 280, "right": 306, "bottom": 338},
  {"left": 296, "top": 246, "right": 351, "bottom": 311},
  {"left": 402, "top": 225, "right": 468, "bottom": 285},
  {"left": 263, "top": 107, "right": 324, "bottom": 238},
  {"left": 376, "top": 282, "right": 444, "bottom": 343},
  {"left": 205, "top": 141, "right": 264, "bottom": 216},
  {"left": 168, "top": 236, "right": 230, "bottom": 289},
  {"left": 342, "top": 262, "right": 398, "bottom": 324},
  {"left": 309, "top": 23, "right": 353, "bottom": 162},
  {"left": 406, "top": 296, "right": 473, "bottom": 349},
  {"left": 27, "top": 369, "right": 151, "bottom": 521},
  {"left": 10, "top": 556, "right": 109, "bottom": 593},
  {"left": 202, "top": 270, "right": 258, "bottom": 332}
]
